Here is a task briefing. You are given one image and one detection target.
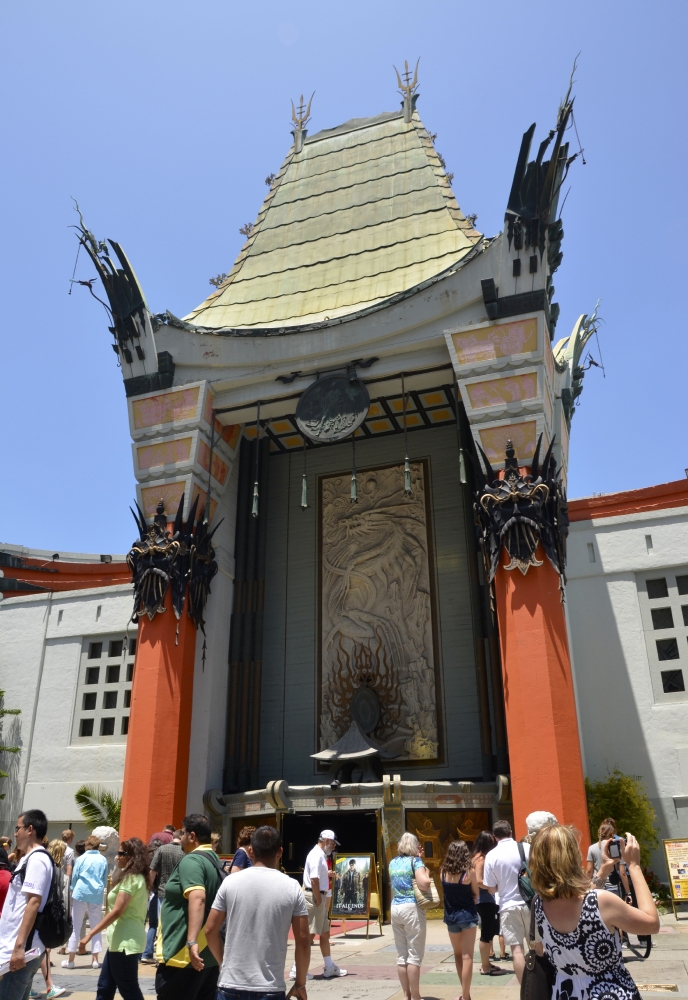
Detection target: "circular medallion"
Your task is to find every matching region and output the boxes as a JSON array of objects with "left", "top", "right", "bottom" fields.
[
  {"left": 350, "top": 685, "right": 381, "bottom": 735},
  {"left": 295, "top": 373, "right": 370, "bottom": 444}
]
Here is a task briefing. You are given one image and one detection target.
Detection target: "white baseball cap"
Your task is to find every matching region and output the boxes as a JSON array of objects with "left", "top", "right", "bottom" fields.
[{"left": 319, "top": 829, "right": 340, "bottom": 845}]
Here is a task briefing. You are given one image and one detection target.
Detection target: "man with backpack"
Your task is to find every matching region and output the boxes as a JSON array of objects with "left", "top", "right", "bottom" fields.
[
  {"left": 155, "top": 814, "right": 224, "bottom": 1000},
  {"left": 0, "top": 809, "right": 55, "bottom": 998},
  {"left": 482, "top": 819, "right": 531, "bottom": 986}
]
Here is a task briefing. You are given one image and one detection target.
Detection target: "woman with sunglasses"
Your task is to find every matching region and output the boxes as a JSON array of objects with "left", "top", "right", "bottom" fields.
[{"left": 79, "top": 838, "right": 149, "bottom": 1000}]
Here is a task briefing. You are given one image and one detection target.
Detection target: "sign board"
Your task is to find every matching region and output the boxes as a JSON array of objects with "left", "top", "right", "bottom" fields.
[
  {"left": 664, "top": 839, "right": 688, "bottom": 909},
  {"left": 329, "top": 853, "right": 381, "bottom": 937}
]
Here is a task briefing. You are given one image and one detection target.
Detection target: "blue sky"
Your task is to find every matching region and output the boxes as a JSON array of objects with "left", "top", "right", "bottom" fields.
[{"left": 1, "top": 0, "right": 686, "bottom": 553}]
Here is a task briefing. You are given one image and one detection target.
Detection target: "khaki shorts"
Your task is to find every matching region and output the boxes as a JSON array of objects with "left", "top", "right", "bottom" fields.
[
  {"left": 500, "top": 904, "right": 530, "bottom": 950},
  {"left": 391, "top": 902, "right": 427, "bottom": 966},
  {"left": 304, "top": 890, "right": 330, "bottom": 935}
]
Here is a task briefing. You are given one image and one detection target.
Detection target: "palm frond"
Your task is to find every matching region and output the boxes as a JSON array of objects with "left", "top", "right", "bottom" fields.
[{"left": 75, "top": 784, "right": 122, "bottom": 829}]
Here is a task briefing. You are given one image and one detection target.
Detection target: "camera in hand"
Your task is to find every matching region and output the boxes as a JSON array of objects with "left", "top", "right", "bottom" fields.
[{"left": 608, "top": 839, "right": 622, "bottom": 859}]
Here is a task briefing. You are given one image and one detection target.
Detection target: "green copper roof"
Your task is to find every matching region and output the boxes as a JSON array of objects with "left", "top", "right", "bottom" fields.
[{"left": 185, "top": 110, "right": 482, "bottom": 330}]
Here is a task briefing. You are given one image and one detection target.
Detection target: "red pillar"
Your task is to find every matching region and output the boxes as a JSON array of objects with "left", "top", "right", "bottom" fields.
[
  {"left": 494, "top": 553, "right": 589, "bottom": 848},
  {"left": 119, "top": 594, "right": 197, "bottom": 840}
]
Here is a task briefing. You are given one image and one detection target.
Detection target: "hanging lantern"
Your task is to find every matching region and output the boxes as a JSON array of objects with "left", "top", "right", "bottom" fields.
[
  {"left": 350, "top": 433, "right": 359, "bottom": 504},
  {"left": 252, "top": 402, "right": 261, "bottom": 519},
  {"left": 251, "top": 480, "right": 259, "bottom": 517},
  {"left": 301, "top": 440, "right": 309, "bottom": 509},
  {"left": 402, "top": 373, "right": 412, "bottom": 496}
]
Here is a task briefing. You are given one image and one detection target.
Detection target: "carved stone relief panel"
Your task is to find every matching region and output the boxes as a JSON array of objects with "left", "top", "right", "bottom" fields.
[{"left": 319, "top": 461, "right": 439, "bottom": 761}]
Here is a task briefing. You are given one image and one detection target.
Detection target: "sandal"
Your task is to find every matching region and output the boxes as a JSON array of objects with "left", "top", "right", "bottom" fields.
[{"left": 480, "top": 966, "right": 509, "bottom": 976}]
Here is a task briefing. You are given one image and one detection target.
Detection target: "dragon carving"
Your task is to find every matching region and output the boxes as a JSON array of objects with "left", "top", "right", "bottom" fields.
[{"left": 473, "top": 436, "right": 569, "bottom": 585}]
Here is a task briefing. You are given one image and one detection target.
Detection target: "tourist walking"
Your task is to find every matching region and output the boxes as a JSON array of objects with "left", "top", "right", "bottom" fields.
[
  {"left": 60, "top": 832, "right": 75, "bottom": 881},
  {"left": 471, "top": 831, "right": 506, "bottom": 975},
  {"left": 79, "top": 837, "right": 149, "bottom": 1000},
  {"left": 229, "top": 827, "right": 255, "bottom": 873},
  {"left": 62, "top": 834, "right": 108, "bottom": 970},
  {"left": 143, "top": 832, "right": 183, "bottom": 964},
  {"left": 206, "top": 825, "right": 310, "bottom": 999},
  {"left": 154, "top": 813, "right": 223, "bottom": 1000},
  {"left": 0, "top": 850, "right": 11, "bottom": 915},
  {"left": 530, "top": 825, "right": 658, "bottom": 999},
  {"left": 35, "top": 840, "right": 68, "bottom": 998},
  {"left": 388, "top": 832, "right": 432, "bottom": 1000},
  {"left": 290, "top": 829, "right": 346, "bottom": 981},
  {"left": 0, "top": 810, "right": 54, "bottom": 1000},
  {"left": 482, "top": 819, "right": 529, "bottom": 984},
  {"left": 441, "top": 841, "right": 479, "bottom": 1000}
]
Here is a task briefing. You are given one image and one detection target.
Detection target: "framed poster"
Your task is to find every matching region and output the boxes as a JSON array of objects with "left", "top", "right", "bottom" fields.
[
  {"left": 663, "top": 839, "right": 688, "bottom": 917},
  {"left": 330, "top": 854, "right": 373, "bottom": 919}
]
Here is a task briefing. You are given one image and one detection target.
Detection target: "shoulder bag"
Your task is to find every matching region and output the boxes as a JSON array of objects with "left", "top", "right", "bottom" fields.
[
  {"left": 520, "top": 897, "right": 556, "bottom": 1000},
  {"left": 518, "top": 842, "right": 535, "bottom": 908},
  {"left": 411, "top": 857, "right": 440, "bottom": 910}
]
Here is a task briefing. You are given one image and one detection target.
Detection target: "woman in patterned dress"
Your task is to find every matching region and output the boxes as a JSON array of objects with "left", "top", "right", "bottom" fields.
[{"left": 530, "top": 825, "right": 659, "bottom": 1000}]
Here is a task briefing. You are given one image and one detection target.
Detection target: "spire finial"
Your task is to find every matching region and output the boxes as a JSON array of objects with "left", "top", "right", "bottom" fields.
[
  {"left": 291, "top": 92, "right": 314, "bottom": 153},
  {"left": 393, "top": 58, "right": 420, "bottom": 122}
]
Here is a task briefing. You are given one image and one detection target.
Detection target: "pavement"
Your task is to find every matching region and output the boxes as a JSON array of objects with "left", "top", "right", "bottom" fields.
[{"left": 28, "top": 910, "right": 688, "bottom": 999}]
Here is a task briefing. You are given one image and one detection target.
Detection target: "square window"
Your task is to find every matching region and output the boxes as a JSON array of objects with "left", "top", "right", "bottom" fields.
[
  {"left": 82, "top": 692, "right": 96, "bottom": 711},
  {"left": 661, "top": 669, "right": 685, "bottom": 693},
  {"left": 109, "top": 640, "right": 123, "bottom": 658},
  {"left": 647, "top": 578, "right": 669, "bottom": 599},
  {"left": 678, "top": 576, "right": 688, "bottom": 596},
  {"left": 103, "top": 691, "right": 117, "bottom": 709},
  {"left": 100, "top": 717, "right": 115, "bottom": 736},
  {"left": 683, "top": 606, "right": 688, "bottom": 627},
  {"left": 86, "top": 667, "right": 99, "bottom": 685},
  {"left": 106, "top": 664, "right": 120, "bottom": 684},
  {"left": 651, "top": 607, "right": 674, "bottom": 629},
  {"left": 126, "top": 663, "right": 134, "bottom": 682},
  {"left": 129, "top": 638, "right": 137, "bottom": 656},
  {"left": 121, "top": 716, "right": 129, "bottom": 735},
  {"left": 657, "top": 638, "right": 680, "bottom": 661},
  {"left": 124, "top": 690, "right": 131, "bottom": 708},
  {"left": 88, "top": 642, "right": 103, "bottom": 659},
  {"left": 79, "top": 718, "right": 94, "bottom": 737}
]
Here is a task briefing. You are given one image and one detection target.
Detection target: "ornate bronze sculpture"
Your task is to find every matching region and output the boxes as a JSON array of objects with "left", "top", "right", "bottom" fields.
[{"left": 473, "top": 436, "right": 569, "bottom": 585}]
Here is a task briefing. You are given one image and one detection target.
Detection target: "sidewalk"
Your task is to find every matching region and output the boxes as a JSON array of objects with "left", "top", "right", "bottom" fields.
[{"left": 31, "top": 911, "right": 688, "bottom": 999}]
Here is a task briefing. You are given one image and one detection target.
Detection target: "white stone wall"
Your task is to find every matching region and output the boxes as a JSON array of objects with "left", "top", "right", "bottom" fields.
[
  {"left": 0, "top": 584, "right": 133, "bottom": 840},
  {"left": 566, "top": 503, "right": 688, "bottom": 874}
]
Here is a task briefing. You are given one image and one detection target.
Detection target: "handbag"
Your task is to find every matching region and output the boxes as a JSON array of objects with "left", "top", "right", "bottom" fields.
[
  {"left": 411, "top": 858, "right": 440, "bottom": 910},
  {"left": 518, "top": 842, "right": 536, "bottom": 908},
  {"left": 520, "top": 896, "right": 556, "bottom": 1000}
]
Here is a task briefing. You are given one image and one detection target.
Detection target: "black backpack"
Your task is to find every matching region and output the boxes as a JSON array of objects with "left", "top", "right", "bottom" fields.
[
  {"left": 14, "top": 848, "right": 72, "bottom": 949},
  {"left": 517, "top": 842, "right": 535, "bottom": 909}
]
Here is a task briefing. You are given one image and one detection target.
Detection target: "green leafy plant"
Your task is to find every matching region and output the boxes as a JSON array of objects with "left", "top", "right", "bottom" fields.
[
  {"left": 585, "top": 768, "right": 659, "bottom": 867},
  {"left": 75, "top": 785, "right": 121, "bottom": 829},
  {"left": 0, "top": 690, "right": 21, "bottom": 800}
]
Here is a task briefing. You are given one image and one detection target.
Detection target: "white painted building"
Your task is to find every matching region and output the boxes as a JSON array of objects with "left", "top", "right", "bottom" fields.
[{"left": 567, "top": 479, "right": 688, "bottom": 871}]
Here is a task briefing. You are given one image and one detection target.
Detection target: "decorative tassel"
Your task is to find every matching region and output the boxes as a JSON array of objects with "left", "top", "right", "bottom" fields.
[
  {"left": 459, "top": 448, "right": 467, "bottom": 485},
  {"left": 404, "top": 456, "right": 412, "bottom": 495},
  {"left": 251, "top": 481, "right": 259, "bottom": 518},
  {"left": 301, "top": 473, "right": 308, "bottom": 509},
  {"left": 350, "top": 468, "right": 358, "bottom": 503}
]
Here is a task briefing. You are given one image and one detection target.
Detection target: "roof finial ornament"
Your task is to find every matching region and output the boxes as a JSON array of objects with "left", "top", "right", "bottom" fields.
[
  {"left": 291, "top": 92, "right": 314, "bottom": 154},
  {"left": 394, "top": 58, "right": 420, "bottom": 123}
]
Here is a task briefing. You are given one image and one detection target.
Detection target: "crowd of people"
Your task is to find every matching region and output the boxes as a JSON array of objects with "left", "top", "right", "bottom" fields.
[{"left": 0, "top": 806, "right": 661, "bottom": 1000}]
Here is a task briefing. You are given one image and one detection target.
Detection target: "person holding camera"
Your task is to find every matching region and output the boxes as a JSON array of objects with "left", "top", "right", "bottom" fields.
[{"left": 586, "top": 819, "right": 630, "bottom": 897}]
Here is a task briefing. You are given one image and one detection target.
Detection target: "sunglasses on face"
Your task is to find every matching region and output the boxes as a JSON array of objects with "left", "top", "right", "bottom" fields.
[{"left": 116, "top": 851, "right": 130, "bottom": 858}]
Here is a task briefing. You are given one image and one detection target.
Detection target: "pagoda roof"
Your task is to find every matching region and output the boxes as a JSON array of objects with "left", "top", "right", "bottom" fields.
[{"left": 184, "top": 109, "right": 482, "bottom": 331}]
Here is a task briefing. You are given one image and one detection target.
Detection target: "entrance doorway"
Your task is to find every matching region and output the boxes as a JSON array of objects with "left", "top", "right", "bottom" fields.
[{"left": 281, "top": 811, "right": 378, "bottom": 881}]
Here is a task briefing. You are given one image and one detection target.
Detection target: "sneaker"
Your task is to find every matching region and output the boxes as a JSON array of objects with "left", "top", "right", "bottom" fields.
[
  {"left": 323, "top": 964, "right": 347, "bottom": 978},
  {"left": 289, "top": 966, "right": 314, "bottom": 980},
  {"left": 46, "top": 988, "right": 67, "bottom": 998},
  {"left": 28, "top": 992, "right": 41, "bottom": 999},
  {"left": 92, "top": 960, "right": 101, "bottom": 969},
  {"left": 60, "top": 960, "right": 75, "bottom": 969}
]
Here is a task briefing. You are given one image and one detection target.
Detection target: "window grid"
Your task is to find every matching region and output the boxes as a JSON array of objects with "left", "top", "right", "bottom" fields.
[
  {"left": 637, "top": 571, "right": 688, "bottom": 704},
  {"left": 72, "top": 636, "right": 136, "bottom": 745}
]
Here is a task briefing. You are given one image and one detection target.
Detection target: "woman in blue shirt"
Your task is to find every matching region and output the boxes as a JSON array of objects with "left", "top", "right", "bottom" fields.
[
  {"left": 62, "top": 835, "right": 109, "bottom": 970},
  {"left": 388, "top": 833, "right": 432, "bottom": 1000}
]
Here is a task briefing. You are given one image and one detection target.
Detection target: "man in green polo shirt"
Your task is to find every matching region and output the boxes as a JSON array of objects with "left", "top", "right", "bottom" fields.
[{"left": 155, "top": 813, "right": 223, "bottom": 1000}]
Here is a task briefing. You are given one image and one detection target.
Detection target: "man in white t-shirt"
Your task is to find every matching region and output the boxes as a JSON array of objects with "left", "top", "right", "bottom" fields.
[
  {"left": 0, "top": 808, "right": 54, "bottom": 999},
  {"left": 205, "top": 826, "right": 310, "bottom": 1000},
  {"left": 289, "top": 830, "right": 346, "bottom": 981},
  {"left": 483, "top": 820, "right": 530, "bottom": 984}
]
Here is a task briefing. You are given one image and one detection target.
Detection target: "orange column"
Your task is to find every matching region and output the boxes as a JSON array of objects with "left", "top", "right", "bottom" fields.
[
  {"left": 494, "top": 553, "right": 589, "bottom": 848},
  {"left": 119, "top": 594, "right": 197, "bottom": 840}
]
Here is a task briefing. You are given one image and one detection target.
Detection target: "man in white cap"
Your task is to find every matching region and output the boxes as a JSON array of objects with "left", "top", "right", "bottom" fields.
[{"left": 290, "top": 829, "right": 347, "bottom": 980}]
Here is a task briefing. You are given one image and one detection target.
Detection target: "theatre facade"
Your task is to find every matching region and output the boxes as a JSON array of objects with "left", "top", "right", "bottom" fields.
[{"left": 2, "top": 71, "right": 597, "bottom": 885}]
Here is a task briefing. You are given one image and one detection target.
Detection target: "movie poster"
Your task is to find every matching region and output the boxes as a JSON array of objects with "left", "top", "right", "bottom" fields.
[{"left": 330, "top": 854, "right": 373, "bottom": 918}]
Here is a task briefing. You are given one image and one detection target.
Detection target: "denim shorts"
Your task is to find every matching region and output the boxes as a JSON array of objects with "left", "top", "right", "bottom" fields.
[{"left": 446, "top": 918, "right": 479, "bottom": 933}]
